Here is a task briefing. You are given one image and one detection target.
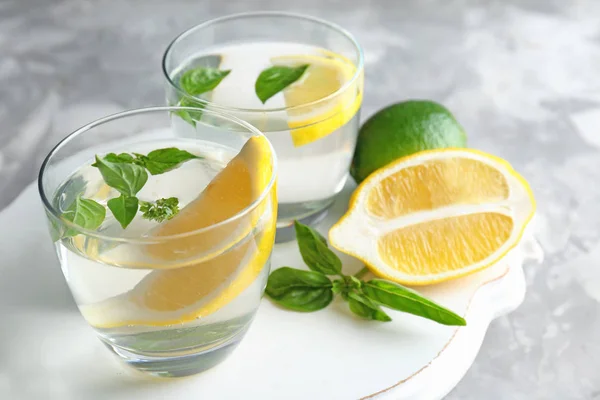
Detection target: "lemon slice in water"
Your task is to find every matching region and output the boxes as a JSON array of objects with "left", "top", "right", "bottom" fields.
[
  {"left": 82, "top": 136, "right": 276, "bottom": 328},
  {"left": 272, "top": 52, "right": 362, "bottom": 147}
]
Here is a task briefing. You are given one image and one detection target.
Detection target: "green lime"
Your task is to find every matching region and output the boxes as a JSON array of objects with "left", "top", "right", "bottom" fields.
[{"left": 350, "top": 100, "right": 467, "bottom": 183}]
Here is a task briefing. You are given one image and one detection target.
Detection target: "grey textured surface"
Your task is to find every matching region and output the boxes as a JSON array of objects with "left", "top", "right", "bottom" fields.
[{"left": 1, "top": 0, "right": 599, "bottom": 398}]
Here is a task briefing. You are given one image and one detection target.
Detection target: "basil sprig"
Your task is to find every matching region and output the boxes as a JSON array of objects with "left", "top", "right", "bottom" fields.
[
  {"left": 58, "top": 147, "right": 199, "bottom": 236},
  {"left": 265, "top": 221, "right": 467, "bottom": 326}
]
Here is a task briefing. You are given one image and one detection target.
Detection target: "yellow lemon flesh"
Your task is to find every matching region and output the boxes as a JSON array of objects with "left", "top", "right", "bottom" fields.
[
  {"left": 329, "top": 148, "right": 535, "bottom": 285},
  {"left": 272, "top": 52, "right": 362, "bottom": 147},
  {"left": 82, "top": 136, "right": 276, "bottom": 328}
]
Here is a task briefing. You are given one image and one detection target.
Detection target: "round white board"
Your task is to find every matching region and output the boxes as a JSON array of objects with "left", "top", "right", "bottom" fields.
[{"left": 0, "top": 181, "right": 540, "bottom": 399}]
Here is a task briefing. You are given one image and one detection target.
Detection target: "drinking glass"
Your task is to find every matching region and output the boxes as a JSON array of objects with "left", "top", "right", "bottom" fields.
[
  {"left": 38, "top": 106, "right": 277, "bottom": 377},
  {"left": 162, "top": 12, "right": 364, "bottom": 241}
]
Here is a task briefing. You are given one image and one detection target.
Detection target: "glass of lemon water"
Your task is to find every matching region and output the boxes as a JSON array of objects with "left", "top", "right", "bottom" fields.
[
  {"left": 38, "top": 106, "right": 277, "bottom": 377},
  {"left": 162, "top": 12, "right": 364, "bottom": 241}
]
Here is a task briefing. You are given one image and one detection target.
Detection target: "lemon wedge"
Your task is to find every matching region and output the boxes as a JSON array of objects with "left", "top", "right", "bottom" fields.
[
  {"left": 82, "top": 136, "right": 276, "bottom": 328},
  {"left": 272, "top": 52, "right": 362, "bottom": 147},
  {"left": 329, "top": 148, "right": 535, "bottom": 285}
]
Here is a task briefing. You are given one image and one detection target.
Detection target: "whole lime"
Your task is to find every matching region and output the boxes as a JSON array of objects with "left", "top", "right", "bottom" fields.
[{"left": 350, "top": 100, "right": 467, "bottom": 183}]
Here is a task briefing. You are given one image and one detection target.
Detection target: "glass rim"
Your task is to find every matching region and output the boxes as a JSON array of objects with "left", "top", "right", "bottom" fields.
[
  {"left": 38, "top": 106, "right": 278, "bottom": 244},
  {"left": 161, "top": 11, "right": 364, "bottom": 114}
]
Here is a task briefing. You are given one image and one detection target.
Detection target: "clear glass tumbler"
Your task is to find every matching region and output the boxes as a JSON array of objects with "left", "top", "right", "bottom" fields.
[
  {"left": 162, "top": 12, "right": 364, "bottom": 241},
  {"left": 38, "top": 106, "right": 277, "bottom": 377}
]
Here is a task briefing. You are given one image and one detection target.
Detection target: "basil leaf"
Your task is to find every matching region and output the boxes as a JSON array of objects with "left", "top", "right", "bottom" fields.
[
  {"left": 349, "top": 275, "right": 362, "bottom": 289},
  {"left": 107, "top": 195, "right": 139, "bottom": 229},
  {"left": 312, "top": 227, "right": 328, "bottom": 245},
  {"left": 294, "top": 221, "right": 342, "bottom": 276},
  {"left": 363, "top": 280, "right": 466, "bottom": 326},
  {"left": 347, "top": 291, "right": 391, "bottom": 322},
  {"left": 331, "top": 279, "right": 345, "bottom": 295},
  {"left": 255, "top": 64, "right": 309, "bottom": 103},
  {"left": 93, "top": 156, "right": 148, "bottom": 197},
  {"left": 105, "top": 153, "right": 134, "bottom": 164},
  {"left": 143, "top": 147, "right": 199, "bottom": 175},
  {"left": 92, "top": 153, "right": 135, "bottom": 167},
  {"left": 62, "top": 197, "right": 106, "bottom": 237},
  {"left": 131, "top": 153, "right": 149, "bottom": 165},
  {"left": 174, "top": 96, "right": 206, "bottom": 126},
  {"left": 265, "top": 267, "right": 333, "bottom": 312},
  {"left": 179, "top": 67, "right": 231, "bottom": 96}
]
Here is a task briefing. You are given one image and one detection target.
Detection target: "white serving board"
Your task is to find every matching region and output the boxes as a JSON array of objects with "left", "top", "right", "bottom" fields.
[{"left": 0, "top": 181, "right": 540, "bottom": 400}]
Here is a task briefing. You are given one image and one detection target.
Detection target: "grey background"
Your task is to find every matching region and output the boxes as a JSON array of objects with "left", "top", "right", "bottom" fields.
[{"left": 1, "top": 0, "right": 599, "bottom": 398}]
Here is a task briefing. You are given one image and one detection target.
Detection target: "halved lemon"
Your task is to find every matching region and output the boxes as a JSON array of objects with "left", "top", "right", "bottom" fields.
[
  {"left": 329, "top": 148, "right": 535, "bottom": 285},
  {"left": 82, "top": 136, "right": 277, "bottom": 328},
  {"left": 272, "top": 52, "right": 363, "bottom": 147}
]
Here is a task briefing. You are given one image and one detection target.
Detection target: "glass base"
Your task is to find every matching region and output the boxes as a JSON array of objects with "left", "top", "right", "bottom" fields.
[
  {"left": 275, "top": 197, "right": 335, "bottom": 243},
  {"left": 103, "top": 327, "right": 248, "bottom": 378}
]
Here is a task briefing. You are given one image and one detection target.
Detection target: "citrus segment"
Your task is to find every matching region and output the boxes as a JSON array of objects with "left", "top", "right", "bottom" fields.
[
  {"left": 378, "top": 212, "right": 513, "bottom": 276},
  {"left": 271, "top": 52, "right": 362, "bottom": 147},
  {"left": 139, "top": 239, "right": 256, "bottom": 312},
  {"left": 329, "top": 148, "right": 535, "bottom": 285},
  {"left": 366, "top": 157, "right": 510, "bottom": 219},
  {"left": 82, "top": 136, "right": 276, "bottom": 328}
]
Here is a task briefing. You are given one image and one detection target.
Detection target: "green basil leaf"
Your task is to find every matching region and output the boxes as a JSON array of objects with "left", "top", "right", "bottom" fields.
[
  {"left": 349, "top": 275, "right": 362, "bottom": 289},
  {"left": 331, "top": 279, "right": 345, "bottom": 295},
  {"left": 347, "top": 291, "right": 392, "bottom": 322},
  {"left": 310, "top": 226, "right": 328, "bottom": 245},
  {"left": 93, "top": 156, "right": 148, "bottom": 197},
  {"left": 255, "top": 64, "right": 309, "bottom": 103},
  {"left": 92, "top": 153, "right": 135, "bottom": 166},
  {"left": 131, "top": 152, "right": 149, "bottom": 167},
  {"left": 179, "top": 67, "right": 231, "bottom": 96},
  {"left": 294, "top": 221, "right": 342, "bottom": 276},
  {"left": 174, "top": 96, "right": 206, "bottom": 126},
  {"left": 62, "top": 197, "right": 106, "bottom": 237},
  {"left": 143, "top": 147, "right": 199, "bottom": 175},
  {"left": 105, "top": 153, "right": 135, "bottom": 164},
  {"left": 363, "top": 280, "right": 466, "bottom": 326},
  {"left": 107, "top": 195, "right": 139, "bottom": 229},
  {"left": 265, "top": 267, "right": 333, "bottom": 312}
]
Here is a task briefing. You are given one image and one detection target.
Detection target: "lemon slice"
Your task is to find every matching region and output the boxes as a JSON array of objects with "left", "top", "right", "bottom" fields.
[
  {"left": 272, "top": 52, "right": 363, "bottom": 147},
  {"left": 82, "top": 136, "right": 276, "bottom": 328},
  {"left": 329, "top": 148, "right": 536, "bottom": 285},
  {"left": 145, "top": 134, "right": 273, "bottom": 264}
]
